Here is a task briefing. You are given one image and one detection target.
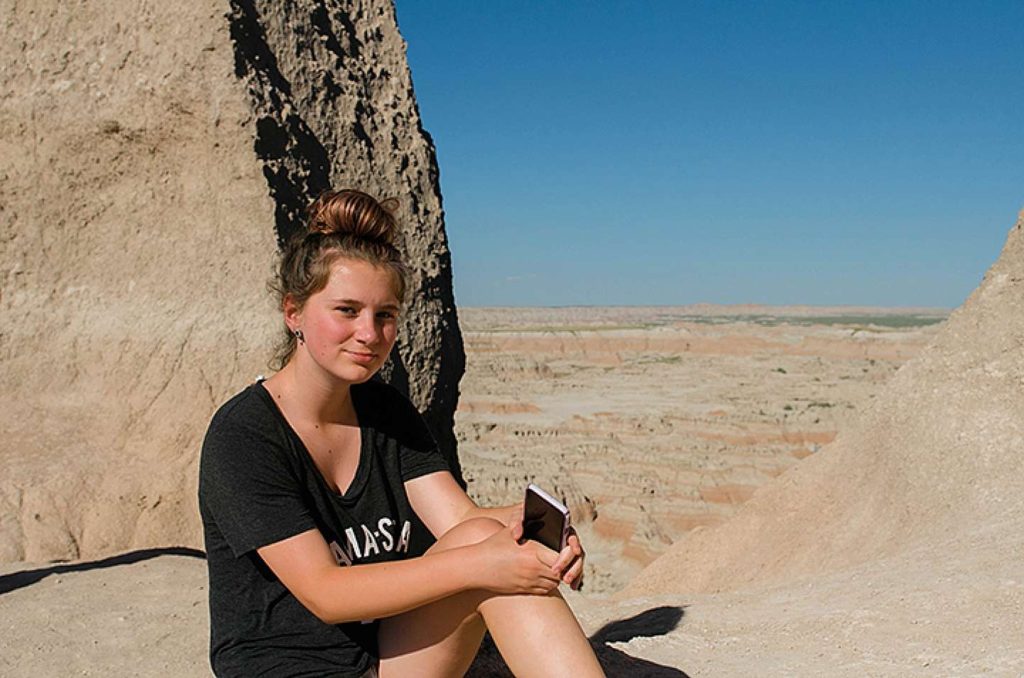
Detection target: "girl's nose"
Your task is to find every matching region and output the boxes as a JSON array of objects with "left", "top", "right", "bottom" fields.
[{"left": 354, "top": 312, "right": 380, "bottom": 343}]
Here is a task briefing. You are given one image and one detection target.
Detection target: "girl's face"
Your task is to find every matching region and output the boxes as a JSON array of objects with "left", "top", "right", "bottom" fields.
[{"left": 287, "top": 257, "right": 401, "bottom": 385}]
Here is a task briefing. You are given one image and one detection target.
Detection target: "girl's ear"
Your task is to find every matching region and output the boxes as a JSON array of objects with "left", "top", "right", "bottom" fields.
[{"left": 283, "top": 295, "right": 303, "bottom": 333}]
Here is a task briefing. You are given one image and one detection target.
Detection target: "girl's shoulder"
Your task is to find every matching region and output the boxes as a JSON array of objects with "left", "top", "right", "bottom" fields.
[
  {"left": 199, "top": 383, "right": 304, "bottom": 498},
  {"left": 202, "top": 381, "right": 294, "bottom": 461},
  {"left": 208, "top": 381, "right": 277, "bottom": 431}
]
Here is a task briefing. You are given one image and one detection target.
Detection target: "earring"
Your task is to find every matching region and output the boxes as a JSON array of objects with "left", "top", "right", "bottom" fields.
[{"left": 293, "top": 328, "right": 304, "bottom": 343}]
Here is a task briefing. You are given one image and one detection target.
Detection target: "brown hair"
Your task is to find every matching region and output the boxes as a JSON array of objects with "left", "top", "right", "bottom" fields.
[{"left": 269, "top": 189, "right": 408, "bottom": 370}]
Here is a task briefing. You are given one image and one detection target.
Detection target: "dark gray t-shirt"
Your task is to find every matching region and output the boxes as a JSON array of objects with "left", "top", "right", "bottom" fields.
[{"left": 199, "top": 380, "right": 449, "bottom": 677}]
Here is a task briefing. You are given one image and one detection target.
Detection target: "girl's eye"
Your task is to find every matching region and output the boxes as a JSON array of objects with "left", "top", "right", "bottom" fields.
[
  {"left": 376, "top": 311, "right": 397, "bottom": 320},
  {"left": 336, "top": 306, "right": 357, "bottom": 315}
]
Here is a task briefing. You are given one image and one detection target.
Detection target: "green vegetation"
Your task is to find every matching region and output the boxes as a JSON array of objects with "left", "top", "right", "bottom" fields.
[
  {"left": 629, "top": 354, "right": 683, "bottom": 365},
  {"left": 675, "top": 314, "right": 946, "bottom": 329},
  {"left": 647, "top": 355, "right": 682, "bottom": 364}
]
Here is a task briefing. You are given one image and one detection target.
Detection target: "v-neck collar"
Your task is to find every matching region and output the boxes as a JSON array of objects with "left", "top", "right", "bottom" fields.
[{"left": 254, "top": 380, "right": 372, "bottom": 504}]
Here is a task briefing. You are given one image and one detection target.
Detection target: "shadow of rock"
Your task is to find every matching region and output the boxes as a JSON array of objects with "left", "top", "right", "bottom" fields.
[
  {"left": 467, "top": 605, "right": 689, "bottom": 677},
  {"left": 591, "top": 605, "right": 686, "bottom": 644},
  {"left": 0, "top": 547, "right": 205, "bottom": 595}
]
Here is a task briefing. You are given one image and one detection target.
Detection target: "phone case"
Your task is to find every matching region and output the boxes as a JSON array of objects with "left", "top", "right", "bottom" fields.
[{"left": 523, "top": 483, "right": 571, "bottom": 551}]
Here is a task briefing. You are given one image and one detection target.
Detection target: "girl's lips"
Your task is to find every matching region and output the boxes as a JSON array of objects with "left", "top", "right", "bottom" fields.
[{"left": 345, "top": 350, "right": 378, "bottom": 365}]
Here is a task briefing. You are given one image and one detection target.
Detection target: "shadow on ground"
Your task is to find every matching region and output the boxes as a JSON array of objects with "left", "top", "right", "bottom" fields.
[
  {"left": 2, "top": 549, "right": 689, "bottom": 675},
  {"left": 468, "top": 605, "right": 690, "bottom": 677},
  {"left": 0, "top": 546, "right": 205, "bottom": 595}
]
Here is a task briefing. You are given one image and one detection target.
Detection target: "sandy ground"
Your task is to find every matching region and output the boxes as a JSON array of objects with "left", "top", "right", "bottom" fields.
[
  {"left": 2, "top": 306, "right": 972, "bottom": 677},
  {"left": 589, "top": 521, "right": 1024, "bottom": 676},
  {"left": 5, "top": 526, "right": 1019, "bottom": 677},
  {"left": 0, "top": 551, "right": 208, "bottom": 677}
]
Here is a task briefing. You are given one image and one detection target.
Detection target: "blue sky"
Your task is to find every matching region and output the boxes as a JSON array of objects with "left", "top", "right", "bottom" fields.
[{"left": 395, "top": 1, "right": 1023, "bottom": 308}]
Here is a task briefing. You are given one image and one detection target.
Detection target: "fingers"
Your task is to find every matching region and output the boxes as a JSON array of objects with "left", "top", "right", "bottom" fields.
[
  {"left": 564, "top": 555, "right": 585, "bottom": 590},
  {"left": 512, "top": 528, "right": 588, "bottom": 594},
  {"left": 521, "top": 553, "right": 561, "bottom": 594},
  {"left": 528, "top": 581, "right": 559, "bottom": 596},
  {"left": 530, "top": 541, "right": 559, "bottom": 569},
  {"left": 478, "top": 528, "right": 567, "bottom": 595},
  {"left": 538, "top": 568, "right": 563, "bottom": 594},
  {"left": 536, "top": 566, "right": 562, "bottom": 586},
  {"left": 567, "top": 532, "right": 583, "bottom": 560},
  {"left": 516, "top": 538, "right": 562, "bottom": 591},
  {"left": 551, "top": 543, "right": 575, "bottom": 574},
  {"left": 555, "top": 532, "right": 586, "bottom": 589},
  {"left": 552, "top": 531, "right": 584, "bottom": 573},
  {"left": 514, "top": 536, "right": 561, "bottom": 584}
]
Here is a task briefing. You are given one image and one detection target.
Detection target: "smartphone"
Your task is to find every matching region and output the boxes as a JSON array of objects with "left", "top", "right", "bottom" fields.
[{"left": 522, "top": 483, "right": 571, "bottom": 551}]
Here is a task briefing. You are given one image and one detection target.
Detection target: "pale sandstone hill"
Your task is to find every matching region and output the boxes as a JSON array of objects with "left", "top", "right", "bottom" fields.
[
  {"left": 629, "top": 212, "right": 1024, "bottom": 596},
  {"left": 0, "top": 0, "right": 462, "bottom": 562}
]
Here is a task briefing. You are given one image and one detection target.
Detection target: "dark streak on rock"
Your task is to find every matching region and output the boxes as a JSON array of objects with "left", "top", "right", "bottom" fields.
[{"left": 227, "top": 0, "right": 331, "bottom": 245}]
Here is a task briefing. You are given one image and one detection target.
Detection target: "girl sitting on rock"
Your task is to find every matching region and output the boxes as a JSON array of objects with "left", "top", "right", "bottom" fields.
[{"left": 199, "top": 189, "right": 604, "bottom": 677}]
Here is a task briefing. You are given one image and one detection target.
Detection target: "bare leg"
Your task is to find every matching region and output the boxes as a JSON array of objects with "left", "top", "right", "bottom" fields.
[
  {"left": 476, "top": 588, "right": 601, "bottom": 677},
  {"left": 378, "top": 517, "right": 604, "bottom": 678}
]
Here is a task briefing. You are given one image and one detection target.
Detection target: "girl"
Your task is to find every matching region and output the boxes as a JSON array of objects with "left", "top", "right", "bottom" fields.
[{"left": 199, "top": 189, "right": 605, "bottom": 677}]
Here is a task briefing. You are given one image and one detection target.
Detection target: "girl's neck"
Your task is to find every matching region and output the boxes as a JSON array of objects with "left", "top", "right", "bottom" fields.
[{"left": 265, "top": 360, "right": 357, "bottom": 426}]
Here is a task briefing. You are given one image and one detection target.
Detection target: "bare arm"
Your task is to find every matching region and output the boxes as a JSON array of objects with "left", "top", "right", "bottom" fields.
[
  {"left": 257, "top": 471, "right": 583, "bottom": 624},
  {"left": 257, "top": 524, "right": 560, "bottom": 625}
]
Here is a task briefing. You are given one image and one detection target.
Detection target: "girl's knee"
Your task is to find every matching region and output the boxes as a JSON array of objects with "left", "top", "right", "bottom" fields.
[{"left": 432, "top": 517, "right": 504, "bottom": 552}]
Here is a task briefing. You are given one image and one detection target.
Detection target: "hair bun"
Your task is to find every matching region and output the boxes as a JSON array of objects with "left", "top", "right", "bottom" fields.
[{"left": 306, "top": 189, "right": 399, "bottom": 246}]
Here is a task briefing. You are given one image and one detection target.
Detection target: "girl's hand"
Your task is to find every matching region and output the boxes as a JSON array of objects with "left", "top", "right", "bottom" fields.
[
  {"left": 469, "top": 526, "right": 562, "bottom": 596},
  {"left": 551, "top": 528, "right": 586, "bottom": 591}
]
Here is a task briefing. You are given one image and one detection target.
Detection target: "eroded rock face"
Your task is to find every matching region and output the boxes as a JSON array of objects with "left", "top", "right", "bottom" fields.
[{"left": 0, "top": 0, "right": 463, "bottom": 562}]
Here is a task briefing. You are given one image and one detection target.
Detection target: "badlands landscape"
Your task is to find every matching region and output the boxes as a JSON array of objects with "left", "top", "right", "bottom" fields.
[{"left": 456, "top": 305, "right": 944, "bottom": 592}]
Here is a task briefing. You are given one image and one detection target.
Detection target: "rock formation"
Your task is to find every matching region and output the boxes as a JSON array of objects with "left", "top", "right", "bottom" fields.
[
  {"left": 0, "top": 0, "right": 463, "bottom": 562},
  {"left": 629, "top": 212, "right": 1024, "bottom": 596}
]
